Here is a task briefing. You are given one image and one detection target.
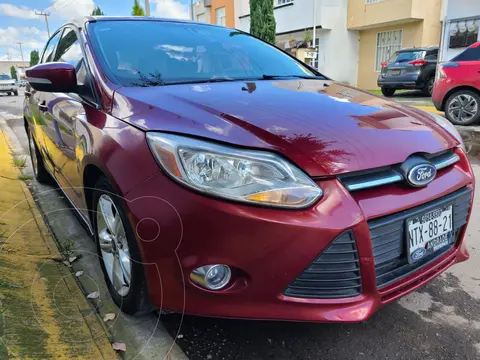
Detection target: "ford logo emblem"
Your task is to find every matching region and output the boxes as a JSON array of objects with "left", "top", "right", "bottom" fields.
[
  {"left": 407, "top": 163, "right": 437, "bottom": 187},
  {"left": 412, "top": 248, "right": 427, "bottom": 261}
]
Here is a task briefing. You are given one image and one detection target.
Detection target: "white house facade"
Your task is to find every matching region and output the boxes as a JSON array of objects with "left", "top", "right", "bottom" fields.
[
  {"left": 439, "top": 0, "right": 480, "bottom": 61},
  {"left": 236, "top": 0, "right": 360, "bottom": 86}
]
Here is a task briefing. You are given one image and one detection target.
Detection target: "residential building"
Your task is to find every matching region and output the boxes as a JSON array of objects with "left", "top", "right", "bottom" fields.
[
  {"left": 237, "top": 0, "right": 360, "bottom": 86},
  {"left": 439, "top": 0, "right": 480, "bottom": 61},
  {"left": 193, "top": 0, "right": 237, "bottom": 28},
  {"left": 348, "top": 0, "right": 443, "bottom": 89},
  {"left": 0, "top": 61, "right": 29, "bottom": 79},
  {"left": 193, "top": 0, "right": 211, "bottom": 23}
]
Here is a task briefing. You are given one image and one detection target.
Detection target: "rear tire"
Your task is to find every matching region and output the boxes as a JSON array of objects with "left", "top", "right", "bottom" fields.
[
  {"left": 445, "top": 90, "right": 480, "bottom": 126},
  {"left": 92, "top": 176, "right": 153, "bottom": 316},
  {"left": 27, "top": 127, "right": 51, "bottom": 183},
  {"left": 423, "top": 77, "right": 434, "bottom": 96},
  {"left": 381, "top": 87, "right": 396, "bottom": 97},
  {"left": 13, "top": 90, "right": 18, "bottom": 96}
]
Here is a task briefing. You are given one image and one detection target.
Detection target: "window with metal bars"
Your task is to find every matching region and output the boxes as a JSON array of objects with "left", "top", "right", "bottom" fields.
[
  {"left": 375, "top": 30, "right": 403, "bottom": 71},
  {"left": 366, "top": 0, "right": 385, "bottom": 4},
  {"left": 277, "top": 0, "right": 294, "bottom": 5}
]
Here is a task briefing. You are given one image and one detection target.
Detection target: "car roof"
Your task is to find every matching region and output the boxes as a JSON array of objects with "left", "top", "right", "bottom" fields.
[
  {"left": 397, "top": 45, "right": 439, "bottom": 53},
  {"left": 67, "top": 16, "right": 218, "bottom": 30}
]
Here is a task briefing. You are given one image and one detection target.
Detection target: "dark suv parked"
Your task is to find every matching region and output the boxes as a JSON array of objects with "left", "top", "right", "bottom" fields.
[{"left": 378, "top": 46, "right": 438, "bottom": 97}]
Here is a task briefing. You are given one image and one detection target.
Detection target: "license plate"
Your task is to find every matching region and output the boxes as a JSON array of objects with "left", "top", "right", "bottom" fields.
[
  {"left": 390, "top": 70, "right": 401, "bottom": 76},
  {"left": 406, "top": 205, "right": 453, "bottom": 263}
]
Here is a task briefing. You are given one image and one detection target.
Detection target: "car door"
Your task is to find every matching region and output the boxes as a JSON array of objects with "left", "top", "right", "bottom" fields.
[
  {"left": 452, "top": 44, "right": 480, "bottom": 88},
  {"left": 423, "top": 49, "right": 438, "bottom": 78},
  {"left": 41, "top": 27, "right": 91, "bottom": 205},
  {"left": 26, "top": 30, "right": 62, "bottom": 174}
]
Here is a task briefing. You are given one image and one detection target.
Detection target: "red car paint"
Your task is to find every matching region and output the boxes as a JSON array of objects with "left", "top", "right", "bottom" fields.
[
  {"left": 24, "top": 17, "right": 473, "bottom": 322},
  {"left": 432, "top": 42, "right": 480, "bottom": 112}
]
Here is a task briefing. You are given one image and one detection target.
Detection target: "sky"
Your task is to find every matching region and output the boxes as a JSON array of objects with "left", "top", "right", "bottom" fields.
[{"left": 0, "top": 0, "right": 192, "bottom": 61}]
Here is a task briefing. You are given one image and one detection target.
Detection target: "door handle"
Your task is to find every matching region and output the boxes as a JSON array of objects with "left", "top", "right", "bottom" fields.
[
  {"left": 38, "top": 102, "right": 48, "bottom": 112},
  {"left": 24, "top": 90, "right": 32, "bottom": 97}
]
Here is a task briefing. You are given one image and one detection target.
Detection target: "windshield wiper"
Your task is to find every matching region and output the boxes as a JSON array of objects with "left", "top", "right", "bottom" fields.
[
  {"left": 261, "top": 74, "right": 326, "bottom": 80},
  {"left": 164, "top": 77, "right": 247, "bottom": 85}
]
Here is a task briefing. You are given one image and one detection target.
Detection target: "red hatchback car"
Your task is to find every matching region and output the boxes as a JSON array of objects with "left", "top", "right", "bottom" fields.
[
  {"left": 433, "top": 42, "right": 480, "bottom": 125},
  {"left": 24, "top": 17, "right": 473, "bottom": 322}
]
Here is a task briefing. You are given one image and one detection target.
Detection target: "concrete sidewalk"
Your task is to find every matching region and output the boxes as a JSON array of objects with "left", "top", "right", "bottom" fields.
[{"left": 0, "top": 127, "right": 118, "bottom": 359}]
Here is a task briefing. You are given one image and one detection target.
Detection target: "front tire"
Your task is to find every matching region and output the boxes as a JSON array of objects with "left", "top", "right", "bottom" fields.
[
  {"left": 13, "top": 90, "right": 18, "bottom": 96},
  {"left": 381, "top": 87, "right": 396, "bottom": 97},
  {"left": 92, "top": 177, "right": 152, "bottom": 316},
  {"left": 445, "top": 90, "right": 480, "bottom": 126},
  {"left": 27, "top": 127, "right": 51, "bottom": 183}
]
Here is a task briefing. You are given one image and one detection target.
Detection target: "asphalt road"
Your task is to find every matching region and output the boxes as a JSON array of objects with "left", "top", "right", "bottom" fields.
[{"left": 2, "top": 90, "right": 480, "bottom": 360}]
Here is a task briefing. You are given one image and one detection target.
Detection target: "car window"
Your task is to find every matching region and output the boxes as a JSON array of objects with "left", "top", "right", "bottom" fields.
[
  {"left": 451, "top": 46, "right": 480, "bottom": 61},
  {"left": 41, "top": 32, "right": 62, "bottom": 63},
  {"left": 89, "top": 21, "right": 321, "bottom": 87},
  {"left": 387, "top": 51, "right": 425, "bottom": 63},
  {"left": 55, "top": 28, "right": 82, "bottom": 66},
  {"left": 424, "top": 51, "right": 438, "bottom": 61},
  {"left": 55, "top": 28, "right": 87, "bottom": 84},
  {"left": 0, "top": 74, "right": 11, "bottom": 80}
]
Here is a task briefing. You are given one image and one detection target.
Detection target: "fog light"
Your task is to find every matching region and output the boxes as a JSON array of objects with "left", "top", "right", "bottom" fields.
[{"left": 190, "top": 264, "right": 231, "bottom": 290}]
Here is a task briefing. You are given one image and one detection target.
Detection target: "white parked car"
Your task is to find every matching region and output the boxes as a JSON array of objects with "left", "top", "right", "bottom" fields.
[{"left": 0, "top": 74, "right": 19, "bottom": 96}]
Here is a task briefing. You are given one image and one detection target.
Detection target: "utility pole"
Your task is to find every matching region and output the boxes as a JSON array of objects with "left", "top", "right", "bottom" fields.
[
  {"left": 191, "top": 0, "right": 194, "bottom": 21},
  {"left": 35, "top": 11, "right": 51, "bottom": 37},
  {"left": 16, "top": 42, "right": 24, "bottom": 62},
  {"left": 145, "top": 0, "right": 150, "bottom": 16}
]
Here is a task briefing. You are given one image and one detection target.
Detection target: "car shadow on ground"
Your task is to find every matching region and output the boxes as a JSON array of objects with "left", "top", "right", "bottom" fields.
[{"left": 159, "top": 273, "right": 480, "bottom": 360}]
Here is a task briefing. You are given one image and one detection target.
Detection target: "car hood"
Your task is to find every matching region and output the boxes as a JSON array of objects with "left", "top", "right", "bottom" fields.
[
  {"left": 0, "top": 80, "right": 14, "bottom": 85},
  {"left": 112, "top": 80, "right": 458, "bottom": 177}
]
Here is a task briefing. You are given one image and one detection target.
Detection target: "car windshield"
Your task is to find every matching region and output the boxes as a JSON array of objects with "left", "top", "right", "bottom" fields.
[
  {"left": 89, "top": 21, "right": 323, "bottom": 87},
  {"left": 387, "top": 51, "right": 425, "bottom": 63},
  {"left": 0, "top": 74, "right": 11, "bottom": 80}
]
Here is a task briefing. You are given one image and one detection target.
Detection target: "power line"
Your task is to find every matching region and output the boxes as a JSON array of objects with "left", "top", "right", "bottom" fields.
[
  {"left": 46, "top": 0, "right": 75, "bottom": 14},
  {"left": 35, "top": 11, "right": 51, "bottom": 37}
]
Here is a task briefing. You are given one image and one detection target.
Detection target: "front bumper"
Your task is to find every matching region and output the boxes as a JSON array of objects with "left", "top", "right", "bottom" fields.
[
  {"left": 124, "top": 148, "right": 474, "bottom": 322},
  {"left": 0, "top": 86, "right": 17, "bottom": 92}
]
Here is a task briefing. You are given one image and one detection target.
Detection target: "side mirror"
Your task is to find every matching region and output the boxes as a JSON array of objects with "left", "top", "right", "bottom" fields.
[{"left": 26, "top": 62, "right": 77, "bottom": 93}]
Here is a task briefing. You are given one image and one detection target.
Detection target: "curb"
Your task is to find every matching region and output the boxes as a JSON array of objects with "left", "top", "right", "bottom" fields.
[
  {"left": 0, "top": 120, "right": 119, "bottom": 360},
  {"left": 0, "top": 116, "right": 188, "bottom": 360}
]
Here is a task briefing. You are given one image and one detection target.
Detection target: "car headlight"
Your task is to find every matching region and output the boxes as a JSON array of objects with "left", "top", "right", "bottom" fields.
[
  {"left": 428, "top": 112, "right": 465, "bottom": 152},
  {"left": 146, "top": 133, "right": 322, "bottom": 208}
]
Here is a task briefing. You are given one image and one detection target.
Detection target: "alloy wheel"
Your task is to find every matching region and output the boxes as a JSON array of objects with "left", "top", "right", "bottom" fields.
[
  {"left": 447, "top": 94, "right": 478, "bottom": 123},
  {"left": 97, "top": 194, "right": 132, "bottom": 296}
]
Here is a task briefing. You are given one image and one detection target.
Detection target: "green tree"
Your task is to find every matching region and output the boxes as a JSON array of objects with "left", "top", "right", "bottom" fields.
[
  {"left": 10, "top": 66, "right": 17, "bottom": 81},
  {"left": 91, "top": 6, "right": 105, "bottom": 15},
  {"left": 250, "top": 0, "right": 276, "bottom": 44},
  {"left": 131, "top": 0, "right": 145, "bottom": 16},
  {"left": 29, "top": 50, "right": 39, "bottom": 66}
]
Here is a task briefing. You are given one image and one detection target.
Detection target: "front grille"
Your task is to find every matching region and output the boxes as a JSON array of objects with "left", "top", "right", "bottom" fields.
[
  {"left": 283, "top": 232, "right": 362, "bottom": 299},
  {"left": 339, "top": 150, "right": 460, "bottom": 192},
  {"left": 370, "top": 187, "right": 472, "bottom": 289}
]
